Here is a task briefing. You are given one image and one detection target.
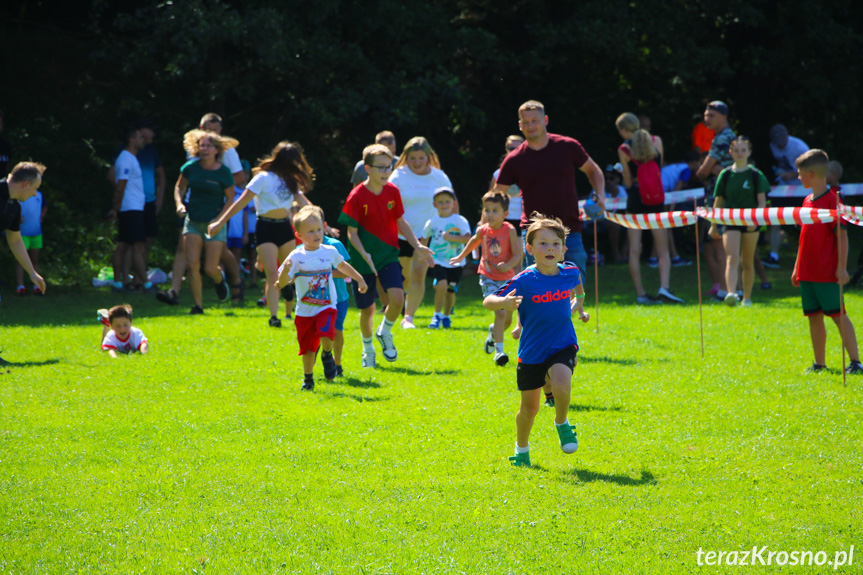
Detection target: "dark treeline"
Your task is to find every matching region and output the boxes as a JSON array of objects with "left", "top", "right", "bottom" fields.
[{"left": 1, "top": 0, "right": 861, "bottom": 284}]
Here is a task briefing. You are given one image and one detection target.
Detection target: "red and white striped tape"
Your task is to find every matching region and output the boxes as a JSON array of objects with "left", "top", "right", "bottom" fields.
[
  {"left": 604, "top": 210, "right": 699, "bottom": 229},
  {"left": 698, "top": 207, "right": 837, "bottom": 226}
]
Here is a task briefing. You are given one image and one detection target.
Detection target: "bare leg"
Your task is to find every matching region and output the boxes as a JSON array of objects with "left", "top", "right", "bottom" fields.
[
  {"left": 359, "top": 305, "right": 375, "bottom": 338},
  {"left": 184, "top": 234, "right": 205, "bottom": 308},
  {"left": 384, "top": 288, "right": 405, "bottom": 322},
  {"left": 334, "top": 329, "right": 344, "bottom": 365},
  {"left": 652, "top": 228, "right": 671, "bottom": 290},
  {"left": 740, "top": 232, "right": 759, "bottom": 300},
  {"left": 515, "top": 388, "right": 542, "bottom": 448},
  {"left": 549, "top": 363, "right": 574, "bottom": 425},
  {"left": 831, "top": 313, "right": 860, "bottom": 361},
  {"left": 627, "top": 228, "right": 646, "bottom": 296},
  {"left": 170, "top": 228, "right": 186, "bottom": 295},
  {"left": 809, "top": 313, "right": 827, "bottom": 366},
  {"left": 433, "top": 280, "right": 448, "bottom": 314},
  {"left": 302, "top": 350, "right": 317, "bottom": 375},
  {"left": 404, "top": 254, "right": 429, "bottom": 320},
  {"left": 257, "top": 242, "right": 281, "bottom": 318},
  {"left": 113, "top": 242, "right": 131, "bottom": 284},
  {"left": 132, "top": 242, "right": 149, "bottom": 284},
  {"left": 722, "top": 230, "right": 742, "bottom": 295}
]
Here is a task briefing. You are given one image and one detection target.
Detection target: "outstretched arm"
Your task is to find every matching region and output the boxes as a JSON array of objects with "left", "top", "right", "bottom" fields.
[
  {"left": 484, "top": 288, "right": 522, "bottom": 311},
  {"left": 6, "top": 231, "right": 46, "bottom": 293},
  {"left": 570, "top": 282, "right": 589, "bottom": 322},
  {"left": 450, "top": 232, "right": 482, "bottom": 266}
]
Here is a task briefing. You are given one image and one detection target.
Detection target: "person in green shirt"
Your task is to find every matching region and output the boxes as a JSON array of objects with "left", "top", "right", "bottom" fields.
[
  {"left": 709, "top": 136, "right": 769, "bottom": 307},
  {"left": 173, "top": 129, "right": 243, "bottom": 314}
]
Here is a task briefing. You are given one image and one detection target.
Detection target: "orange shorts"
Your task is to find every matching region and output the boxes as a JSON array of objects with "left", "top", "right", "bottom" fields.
[{"left": 295, "top": 308, "right": 337, "bottom": 355}]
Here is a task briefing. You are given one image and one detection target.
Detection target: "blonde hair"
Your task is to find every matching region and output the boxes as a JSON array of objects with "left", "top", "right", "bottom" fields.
[
  {"left": 9, "top": 161, "right": 47, "bottom": 183},
  {"left": 615, "top": 112, "right": 640, "bottom": 133},
  {"left": 292, "top": 204, "right": 323, "bottom": 231},
  {"left": 393, "top": 137, "right": 442, "bottom": 170},
  {"left": 182, "top": 129, "right": 238, "bottom": 160},
  {"left": 630, "top": 129, "right": 657, "bottom": 163},
  {"left": 796, "top": 149, "right": 829, "bottom": 177},
  {"left": 525, "top": 212, "right": 569, "bottom": 245},
  {"left": 363, "top": 144, "right": 393, "bottom": 165}
]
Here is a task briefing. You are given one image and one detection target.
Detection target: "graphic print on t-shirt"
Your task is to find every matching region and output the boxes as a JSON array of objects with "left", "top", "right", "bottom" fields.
[
  {"left": 297, "top": 270, "right": 332, "bottom": 306},
  {"left": 486, "top": 236, "right": 502, "bottom": 260}
]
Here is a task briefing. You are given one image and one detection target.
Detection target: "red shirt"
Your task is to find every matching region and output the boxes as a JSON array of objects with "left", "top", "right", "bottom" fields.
[
  {"left": 338, "top": 182, "right": 405, "bottom": 274},
  {"left": 692, "top": 123, "right": 715, "bottom": 154},
  {"left": 496, "top": 133, "right": 589, "bottom": 232},
  {"left": 477, "top": 222, "right": 516, "bottom": 281},
  {"left": 796, "top": 188, "right": 843, "bottom": 283}
]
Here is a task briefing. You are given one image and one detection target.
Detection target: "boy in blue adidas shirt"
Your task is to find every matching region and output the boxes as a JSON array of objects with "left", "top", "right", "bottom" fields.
[{"left": 484, "top": 213, "right": 590, "bottom": 467}]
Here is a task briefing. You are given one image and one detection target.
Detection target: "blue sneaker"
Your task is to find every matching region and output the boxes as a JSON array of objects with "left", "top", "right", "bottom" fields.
[
  {"left": 441, "top": 316, "right": 451, "bottom": 329},
  {"left": 428, "top": 315, "right": 441, "bottom": 329}
]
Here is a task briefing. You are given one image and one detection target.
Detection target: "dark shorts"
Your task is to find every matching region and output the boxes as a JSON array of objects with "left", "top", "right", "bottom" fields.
[
  {"left": 227, "top": 237, "right": 244, "bottom": 249},
  {"left": 398, "top": 239, "right": 414, "bottom": 258},
  {"left": 246, "top": 232, "right": 257, "bottom": 249},
  {"left": 626, "top": 193, "right": 665, "bottom": 215},
  {"left": 144, "top": 201, "right": 158, "bottom": 238},
  {"left": 335, "top": 299, "right": 349, "bottom": 331},
  {"left": 118, "top": 210, "right": 146, "bottom": 244},
  {"left": 721, "top": 225, "right": 759, "bottom": 234},
  {"left": 506, "top": 219, "right": 523, "bottom": 236},
  {"left": 256, "top": 218, "right": 295, "bottom": 247},
  {"left": 353, "top": 261, "right": 404, "bottom": 310},
  {"left": 429, "top": 265, "right": 463, "bottom": 287},
  {"left": 516, "top": 345, "right": 578, "bottom": 391},
  {"left": 801, "top": 281, "right": 844, "bottom": 317}
]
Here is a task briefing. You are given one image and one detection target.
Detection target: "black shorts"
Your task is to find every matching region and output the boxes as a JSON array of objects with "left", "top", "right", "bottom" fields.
[
  {"left": 256, "top": 218, "right": 295, "bottom": 247},
  {"left": 118, "top": 210, "right": 146, "bottom": 244},
  {"left": 144, "top": 201, "right": 158, "bottom": 238},
  {"left": 398, "top": 239, "right": 414, "bottom": 258},
  {"left": 246, "top": 232, "right": 256, "bottom": 249},
  {"left": 722, "top": 225, "right": 759, "bottom": 234},
  {"left": 429, "top": 265, "right": 463, "bottom": 287},
  {"left": 516, "top": 345, "right": 578, "bottom": 391},
  {"left": 626, "top": 192, "right": 665, "bottom": 215},
  {"left": 505, "top": 219, "right": 523, "bottom": 236}
]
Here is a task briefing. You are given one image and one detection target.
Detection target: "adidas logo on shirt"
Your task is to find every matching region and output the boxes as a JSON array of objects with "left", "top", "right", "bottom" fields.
[{"left": 531, "top": 289, "right": 571, "bottom": 303}]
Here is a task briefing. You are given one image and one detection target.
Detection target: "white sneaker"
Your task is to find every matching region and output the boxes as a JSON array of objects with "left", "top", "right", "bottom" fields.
[
  {"left": 362, "top": 351, "right": 376, "bottom": 368},
  {"left": 741, "top": 299, "right": 753, "bottom": 307},
  {"left": 657, "top": 286, "right": 685, "bottom": 304},
  {"left": 494, "top": 351, "right": 509, "bottom": 366},
  {"left": 375, "top": 327, "right": 398, "bottom": 362},
  {"left": 484, "top": 324, "right": 495, "bottom": 354},
  {"left": 724, "top": 292, "right": 739, "bottom": 307},
  {"left": 400, "top": 317, "right": 416, "bottom": 329}
]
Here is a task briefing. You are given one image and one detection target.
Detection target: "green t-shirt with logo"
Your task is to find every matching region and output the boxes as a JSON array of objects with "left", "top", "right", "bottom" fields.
[
  {"left": 714, "top": 165, "right": 770, "bottom": 209},
  {"left": 181, "top": 160, "right": 235, "bottom": 222}
]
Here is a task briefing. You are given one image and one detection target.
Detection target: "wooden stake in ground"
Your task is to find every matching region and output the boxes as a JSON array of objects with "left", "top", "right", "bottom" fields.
[
  {"left": 837, "top": 206, "right": 847, "bottom": 386},
  {"left": 694, "top": 200, "right": 705, "bottom": 358}
]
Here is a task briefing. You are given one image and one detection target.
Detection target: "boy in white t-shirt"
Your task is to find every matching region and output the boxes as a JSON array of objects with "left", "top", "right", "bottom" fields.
[
  {"left": 98, "top": 304, "right": 149, "bottom": 358},
  {"left": 422, "top": 187, "right": 471, "bottom": 328},
  {"left": 277, "top": 206, "right": 367, "bottom": 390}
]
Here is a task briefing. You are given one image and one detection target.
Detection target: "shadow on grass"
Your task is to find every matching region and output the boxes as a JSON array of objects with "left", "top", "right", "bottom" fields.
[
  {"left": 323, "top": 391, "right": 388, "bottom": 403},
  {"left": 563, "top": 468, "right": 656, "bottom": 487},
  {"left": 0, "top": 358, "right": 61, "bottom": 367},
  {"left": 379, "top": 366, "right": 461, "bottom": 376},
  {"left": 579, "top": 355, "right": 639, "bottom": 366},
  {"left": 569, "top": 403, "right": 625, "bottom": 413},
  {"left": 333, "top": 377, "right": 382, "bottom": 389}
]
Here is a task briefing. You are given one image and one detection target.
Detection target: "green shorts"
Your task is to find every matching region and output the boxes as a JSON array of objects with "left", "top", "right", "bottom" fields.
[
  {"left": 800, "top": 281, "right": 843, "bottom": 317},
  {"left": 183, "top": 216, "right": 227, "bottom": 243},
  {"left": 23, "top": 235, "right": 43, "bottom": 250}
]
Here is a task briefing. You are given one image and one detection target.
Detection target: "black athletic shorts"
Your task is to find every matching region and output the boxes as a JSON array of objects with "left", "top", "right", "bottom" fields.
[
  {"left": 516, "top": 345, "right": 578, "bottom": 391},
  {"left": 144, "top": 201, "right": 158, "bottom": 238},
  {"left": 626, "top": 192, "right": 665, "bottom": 215},
  {"left": 256, "top": 218, "right": 295, "bottom": 247},
  {"left": 428, "top": 265, "right": 463, "bottom": 287},
  {"left": 398, "top": 238, "right": 414, "bottom": 258},
  {"left": 118, "top": 210, "right": 146, "bottom": 244}
]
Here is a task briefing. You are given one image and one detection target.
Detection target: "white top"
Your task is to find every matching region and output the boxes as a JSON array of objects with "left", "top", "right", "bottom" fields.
[
  {"left": 101, "top": 326, "right": 148, "bottom": 353},
  {"left": 280, "top": 244, "right": 344, "bottom": 317},
  {"left": 423, "top": 214, "right": 471, "bottom": 268},
  {"left": 388, "top": 166, "right": 453, "bottom": 239},
  {"left": 222, "top": 147, "right": 243, "bottom": 174},
  {"left": 246, "top": 171, "right": 295, "bottom": 215},
  {"left": 493, "top": 168, "right": 522, "bottom": 221},
  {"left": 115, "top": 150, "right": 146, "bottom": 212}
]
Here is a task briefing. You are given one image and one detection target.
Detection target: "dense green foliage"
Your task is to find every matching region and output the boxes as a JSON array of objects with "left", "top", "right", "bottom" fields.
[
  {"left": 2, "top": 261, "right": 862, "bottom": 572},
  {"left": 1, "top": 0, "right": 862, "bottom": 284}
]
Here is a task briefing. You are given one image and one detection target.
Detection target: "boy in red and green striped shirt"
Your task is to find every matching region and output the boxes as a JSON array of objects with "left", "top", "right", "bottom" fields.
[{"left": 339, "top": 144, "right": 434, "bottom": 368}]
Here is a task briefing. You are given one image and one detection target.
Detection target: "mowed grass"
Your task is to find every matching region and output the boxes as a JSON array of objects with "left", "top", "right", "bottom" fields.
[{"left": 1, "top": 259, "right": 862, "bottom": 574}]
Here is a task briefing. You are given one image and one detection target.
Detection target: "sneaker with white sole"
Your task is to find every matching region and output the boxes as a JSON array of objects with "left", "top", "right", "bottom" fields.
[
  {"left": 671, "top": 256, "right": 692, "bottom": 267},
  {"left": 762, "top": 255, "right": 780, "bottom": 269},
  {"left": 400, "top": 317, "right": 416, "bottom": 329},
  {"left": 429, "top": 315, "right": 441, "bottom": 329},
  {"left": 724, "top": 292, "right": 739, "bottom": 307},
  {"left": 484, "top": 324, "right": 495, "bottom": 354},
  {"left": 494, "top": 351, "right": 509, "bottom": 366},
  {"left": 362, "top": 351, "right": 376, "bottom": 368},
  {"left": 657, "top": 287, "right": 685, "bottom": 304},
  {"left": 375, "top": 327, "right": 398, "bottom": 362},
  {"left": 96, "top": 308, "right": 110, "bottom": 327},
  {"left": 555, "top": 422, "right": 579, "bottom": 454},
  {"left": 741, "top": 299, "right": 753, "bottom": 307}
]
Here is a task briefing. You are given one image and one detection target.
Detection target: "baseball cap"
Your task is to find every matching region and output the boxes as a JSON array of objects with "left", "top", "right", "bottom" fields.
[
  {"left": 706, "top": 101, "right": 729, "bottom": 116},
  {"left": 433, "top": 186, "right": 456, "bottom": 201}
]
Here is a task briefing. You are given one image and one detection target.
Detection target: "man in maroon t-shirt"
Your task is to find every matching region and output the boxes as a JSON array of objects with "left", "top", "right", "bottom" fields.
[{"left": 493, "top": 100, "right": 606, "bottom": 272}]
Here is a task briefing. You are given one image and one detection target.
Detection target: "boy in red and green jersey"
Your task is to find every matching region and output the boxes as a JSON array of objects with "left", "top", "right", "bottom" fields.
[{"left": 338, "top": 144, "right": 434, "bottom": 368}]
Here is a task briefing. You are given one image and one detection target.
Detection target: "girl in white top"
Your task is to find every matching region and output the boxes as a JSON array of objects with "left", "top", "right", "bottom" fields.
[
  {"left": 387, "top": 136, "right": 455, "bottom": 328},
  {"left": 209, "top": 141, "right": 312, "bottom": 327}
]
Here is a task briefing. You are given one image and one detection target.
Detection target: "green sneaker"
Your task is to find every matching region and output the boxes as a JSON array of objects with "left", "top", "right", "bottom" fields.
[
  {"left": 556, "top": 422, "right": 579, "bottom": 454},
  {"left": 508, "top": 451, "right": 531, "bottom": 467}
]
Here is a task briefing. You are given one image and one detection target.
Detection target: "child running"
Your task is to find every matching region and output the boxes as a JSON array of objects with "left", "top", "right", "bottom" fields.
[
  {"left": 484, "top": 213, "right": 590, "bottom": 467},
  {"left": 338, "top": 144, "right": 434, "bottom": 368},
  {"left": 98, "top": 304, "right": 149, "bottom": 357},
  {"left": 277, "top": 206, "right": 367, "bottom": 390},
  {"left": 708, "top": 136, "right": 769, "bottom": 307},
  {"left": 791, "top": 149, "right": 863, "bottom": 374},
  {"left": 451, "top": 190, "right": 522, "bottom": 365},
  {"left": 422, "top": 186, "right": 471, "bottom": 328}
]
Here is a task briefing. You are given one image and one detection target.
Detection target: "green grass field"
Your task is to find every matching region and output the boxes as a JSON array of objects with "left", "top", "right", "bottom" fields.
[{"left": 2, "top": 259, "right": 862, "bottom": 574}]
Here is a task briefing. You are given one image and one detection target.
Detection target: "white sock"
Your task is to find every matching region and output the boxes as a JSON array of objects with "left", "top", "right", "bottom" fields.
[
  {"left": 515, "top": 442, "right": 530, "bottom": 454},
  {"left": 362, "top": 336, "right": 374, "bottom": 353},
  {"left": 433, "top": 312, "right": 442, "bottom": 319},
  {"left": 495, "top": 342, "right": 504, "bottom": 354},
  {"left": 556, "top": 419, "right": 570, "bottom": 427},
  {"left": 380, "top": 317, "right": 396, "bottom": 335},
  {"left": 770, "top": 251, "right": 779, "bottom": 260}
]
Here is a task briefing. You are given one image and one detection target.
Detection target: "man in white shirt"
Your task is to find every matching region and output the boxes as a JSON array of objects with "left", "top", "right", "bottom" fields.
[{"left": 765, "top": 124, "right": 810, "bottom": 267}]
